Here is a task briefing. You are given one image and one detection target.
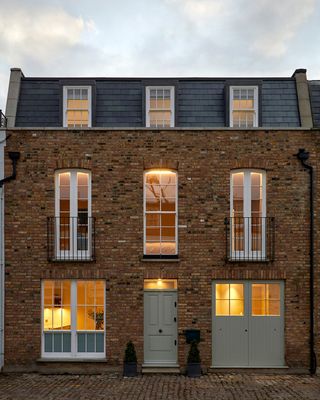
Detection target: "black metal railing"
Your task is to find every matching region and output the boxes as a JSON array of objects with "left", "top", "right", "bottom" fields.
[
  {"left": 225, "top": 217, "right": 275, "bottom": 262},
  {"left": 47, "top": 217, "right": 96, "bottom": 261},
  {"left": 0, "top": 110, "right": 7, "bottom": 128}
]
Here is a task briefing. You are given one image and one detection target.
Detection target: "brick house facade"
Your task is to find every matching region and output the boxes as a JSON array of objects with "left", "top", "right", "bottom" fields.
[{"left": 1, "top": 68, "right": 319, "bottom": 373}]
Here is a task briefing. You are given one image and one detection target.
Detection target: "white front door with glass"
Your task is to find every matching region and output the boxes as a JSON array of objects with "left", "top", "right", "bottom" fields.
[
  {"left": 144, "top": 280, "right": 178, "bottom": 366},
  {"left": 42, "top": 280, "right": 105, "bottom": 358},
  {"left": 212, "top": 281, "right": 285, "bottom": 367},
  {"left": 230, "top": 170, "right": 266, "bottom": 261}
]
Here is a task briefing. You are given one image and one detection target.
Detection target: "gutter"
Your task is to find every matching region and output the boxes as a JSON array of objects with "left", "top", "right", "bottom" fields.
[{"left": 296, "top": 148, "right": 317, "bottom": 374}]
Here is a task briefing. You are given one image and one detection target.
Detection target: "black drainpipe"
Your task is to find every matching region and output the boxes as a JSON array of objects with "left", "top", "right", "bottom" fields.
[
  {"left": 296, "top": 148, "right": 317, "bottom": 375},
  {"left": 0, "top": 152, "right": 20, "bottom": 187}
]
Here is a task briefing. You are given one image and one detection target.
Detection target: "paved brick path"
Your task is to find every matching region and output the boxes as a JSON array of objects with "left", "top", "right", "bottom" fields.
[{"left": 0, "top": 373, "right": 319, "bottom": 400}]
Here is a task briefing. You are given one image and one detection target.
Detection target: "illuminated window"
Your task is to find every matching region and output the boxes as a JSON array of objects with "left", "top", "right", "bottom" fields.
[
  {"left": 230, "top": 86, "right": 258, "bottom": 128},
  {"left": 63, "top": 86, "right": 91, "bottom": 128},
  {"left": 215, "top": 283, "right": 244, "bottom": 316},
  {"left": 55, "top": 170, "right": 92, "bottom": 259},
  {"left": 146, "top": 86, "right": 175, "bottom": 128},
  {"left": 252, "top": 283, "right": 280, "bottom": 316},
  {"left": 144, "top": 279, "right": 178, "bottom": 290},
  {"left": 230, "top": 170, "right": 266, "bottom": 259},
  {"left": 42, "top": 280, "right": 105, "bottom": 357},
  {"left": 144, "top": 170, "right": 177, "bottom": 256}
]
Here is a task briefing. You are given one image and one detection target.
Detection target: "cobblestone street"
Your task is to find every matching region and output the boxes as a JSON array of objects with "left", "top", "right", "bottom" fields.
[{"left": 0, "top": 373, "right": 319, "bottom": 400}]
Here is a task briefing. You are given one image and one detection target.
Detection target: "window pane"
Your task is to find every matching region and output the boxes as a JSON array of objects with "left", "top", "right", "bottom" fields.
[
  {"left": 161, "top": 185, "right": 176, "bottom": 198},
  {"left": 77, "top": 281, "right": 85, "bottom": 305},
  {"left": 44, "top": 307, "right": 53, "bottom": 330},
  {"left": 86, "top": 282, "right": 95, "bottom": 305},
  {"left": 53, "top": 306, "right": 62, "bottom": 329},
  {"left": 161, "top": 197, "right": 175, "bottom": 212},
  {"left": 95, "top": 306, "right": 104, "bottom": 330},
  {"left": 87, "top": 333, "right": 95, "bottom": 352},
  {"left": 62, "top": 307, "right": 71, "bottom": 330},
  {"left": 146, "top": 227, "right": 160, "bottom": 241},
  {"left": 62, "top": 281, "right": 71, "bottom": 305},
  {"left": 86, "top": 306, "right": 95, "bottom": 330},
  {"left": 146, "top": 173, "right": 160, "bottom": 185},
  {"left": 230, "top": 284, "right": 243, "bottom": 299},
  {"left": 252, "top": 284, "right": 265, "bottom": 299},
  {"left": 96, "top": 281, "right": 104, "bottom": 306},
  {"left": 53, "top": 333, "right": 62, "bottom": 352},
  {"left": 252, "top": 300, "right": 265, "bottom": 316},
  {"left": 44, "top": 333, "right": 53, "bottom": 352},
  {"left": 161, "top": 242, "right": 176, "bottom": 255},
  {"left": 78, "top": 333, "right": 86, "bottom": 352},
  {"left": 54, "top": 282, "right": 62, "bottom": 305},
  {"left": 161, "top": 172, "right": 176, "bottom": 185},
  {"left": 161, "top": 227, "right": 175, "bottom": 241},
  {"left": 77, "top": 306, "right": 86, "bottom": 330},
  {"left": 267, "top": 300, "right": 280, "bottom": 316},
  {"left": 146, "top": 213, "right": 161, "bottom": 227},
  {"left": 161, "top": 214, "right": 175, "bottom": 227},
  {"left": 216, "top": 300, "right": 229, "bottom": 316},
  {"left": 44, "top": 281, "right": 53, "bottom": 306},
  {"left": 230, "top": 299, "right": 244, "bottom": 316},
  {"left": 145, "top": 242, "right": 161, "bottom": 255},
  {"left": 216, "top": 284, "right": 229, "bottom": 300},
  {"left": 96, "top": 333, "right": 104, "bottom": 352},
  {"left": 63, "top": 333, "right": 71, "bottom": 352}
]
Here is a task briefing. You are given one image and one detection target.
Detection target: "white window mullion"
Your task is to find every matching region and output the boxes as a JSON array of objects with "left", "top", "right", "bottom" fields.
[{"left": 71, "top": 281, "right": 77, "bottom": 356}]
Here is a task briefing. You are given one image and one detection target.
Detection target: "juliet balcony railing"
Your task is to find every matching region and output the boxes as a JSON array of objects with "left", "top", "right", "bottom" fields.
[
  {"left": 0, "top": 110, "right": 7, "bottom": 128},
  {"left": 47, "top": 217, "right": 96, "bottom": 261},
  {"left": 225, "top": 217, "right": 275, "bottom": 262}
]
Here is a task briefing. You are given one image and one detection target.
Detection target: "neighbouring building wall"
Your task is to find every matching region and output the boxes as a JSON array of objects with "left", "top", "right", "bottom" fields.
[{"left": 3, "top": 128, "right": 319, "bottom": 371}]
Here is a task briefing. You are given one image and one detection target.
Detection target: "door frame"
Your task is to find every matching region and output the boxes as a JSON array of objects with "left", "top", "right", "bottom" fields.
[{"left": 143, "top": 288, "right": 178, "bottom": 367}]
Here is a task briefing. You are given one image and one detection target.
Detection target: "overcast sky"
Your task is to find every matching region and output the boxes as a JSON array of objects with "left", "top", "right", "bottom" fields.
[{"left": 1, "top": 0, "right": 320, "bottom": 110}]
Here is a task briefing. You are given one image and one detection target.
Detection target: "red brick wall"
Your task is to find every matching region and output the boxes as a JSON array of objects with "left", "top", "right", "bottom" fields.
[{"left": 3, "top": 129, "right": 320, "bottom": 370}]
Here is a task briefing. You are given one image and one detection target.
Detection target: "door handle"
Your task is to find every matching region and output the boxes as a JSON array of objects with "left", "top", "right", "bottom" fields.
[
  {"left": 159, "top": 329, "right": 162, "bottom": 333},
  {"left": 245, "top": 329, "right": 248, "bottom": 332}
]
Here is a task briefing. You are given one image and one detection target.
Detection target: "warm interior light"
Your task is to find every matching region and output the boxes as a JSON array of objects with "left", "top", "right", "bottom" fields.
[
  {"left": 157, "top": 278, "right": 162, "bottom": 287},
  {"left": 145, "top": 169, "right": 174, "bottom": 174}
]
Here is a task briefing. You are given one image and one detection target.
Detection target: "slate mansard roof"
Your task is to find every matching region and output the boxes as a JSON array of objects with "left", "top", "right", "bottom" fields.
[{"left": 5, "top": 68, "right": 320, "bottom": 128}]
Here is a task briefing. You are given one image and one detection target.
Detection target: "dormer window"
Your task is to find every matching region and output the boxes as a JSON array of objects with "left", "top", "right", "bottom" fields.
[
  {"left": 146, "top": 86, "right": 175, "bottom": 128},
  {"left": 230, "top": 86, "right": 258, "bottom": 128},
  {"left": 63, "top": 86, "right": 92, "bottom": 128}
]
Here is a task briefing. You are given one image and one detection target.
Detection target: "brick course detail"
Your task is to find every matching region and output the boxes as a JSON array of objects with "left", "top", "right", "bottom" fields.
[{"left": 3, "top": 129, "right": 320, "bottom": 371}]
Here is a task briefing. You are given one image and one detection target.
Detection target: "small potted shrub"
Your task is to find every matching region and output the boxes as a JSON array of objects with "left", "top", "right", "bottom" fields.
[
  {"left": 187, "top": 340, "right": 201, "bottom": 378},
  {"left": 123, "top": 341, "right": 138, "bottom": 377}
]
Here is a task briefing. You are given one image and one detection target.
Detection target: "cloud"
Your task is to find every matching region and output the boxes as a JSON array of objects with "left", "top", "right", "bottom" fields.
[
  {"left": 166, "top": 0, "right": 226, "bottom": 20},
  {"left": 246, "top": 0, "right": 316, "bottom": 57},
  {"left": 0, "top": 2, "right": 96, "bottom": 66}
]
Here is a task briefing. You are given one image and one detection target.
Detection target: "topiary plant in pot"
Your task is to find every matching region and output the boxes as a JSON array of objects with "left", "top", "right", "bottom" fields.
[
  {"left": 187, "top": 340, "right": 201, "bottom": 377},
  {"left": 123, "top": 341, "right": 138, "bottom": 377}
]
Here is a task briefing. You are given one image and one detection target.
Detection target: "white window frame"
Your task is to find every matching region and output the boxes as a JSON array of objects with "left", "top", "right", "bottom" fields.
[
  {"left": 229, "top": 86, "right": 258, "bottom": 128},
  {"left": 146, "top": 86, "right": 175, "bottom": 128},
  {"left": 143, "top": 170, "right": 178, "bottom": 256},
  {"left": 55, "top": 169, "right": 92, "bottom": 260},
  {"left": 63, "top": 86, "right": 92, "bottom": 128},
  {"left": 230, "top": 169, "right": 266, "bottom": 259},
  {"left": 41, "top": 280, "right": 105, "bottom": 359}
]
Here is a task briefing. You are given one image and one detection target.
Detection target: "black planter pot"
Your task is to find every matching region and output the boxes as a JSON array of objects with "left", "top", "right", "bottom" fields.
[
  {"left": 123, "top": 362, "right": 138, "bottom": 377},
  {"left": 187, "top": 363, "right": 201, "bottom": 378}
]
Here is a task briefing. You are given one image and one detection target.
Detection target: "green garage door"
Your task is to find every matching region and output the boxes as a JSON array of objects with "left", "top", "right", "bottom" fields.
[{"left": 212, "top": 281, "right": 285, "bottom": 367}]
